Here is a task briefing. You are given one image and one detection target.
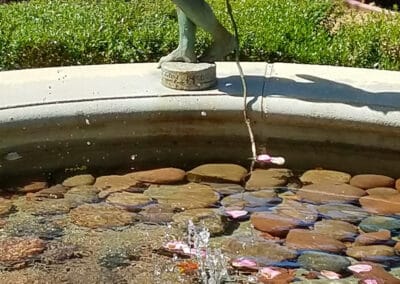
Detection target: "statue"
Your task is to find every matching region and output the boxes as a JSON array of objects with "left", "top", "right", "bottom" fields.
[{"left": 159, "top": 0, "right": 235, "bottom": 66}]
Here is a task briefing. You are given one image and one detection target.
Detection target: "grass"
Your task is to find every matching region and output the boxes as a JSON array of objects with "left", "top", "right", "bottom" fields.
[{"left": 0, "top": 0, "right": 399, "bottom": 70}]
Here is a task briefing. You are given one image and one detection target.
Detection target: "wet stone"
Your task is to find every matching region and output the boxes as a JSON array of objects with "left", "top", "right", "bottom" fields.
[
  {"left": 106, "top": 192, "right": 153, "bottom": 212},
  {"left": 221, "top": 237, "right": 297, "bottom": 262},
  {"left": 245, "top": 168, "right": 292, "bottom": 190},
  {"left": 298, "top": 251, "right": 351, "bottom": 273},
  {"left": 0, "top": 198, "right": 13, "bottom": 216},
  {"left": 346, "top": 245, "right": 395, "bottom": 260},
  {"left": 69, "top": 203, "right": 136, "bottom": 229},
  {"left": 317, "top": 203, "right": 370, "bottom": 223},
  {"left": 359, "top": 216, "right": 400, "bottom": 234},
  {"left": 274, "top": 199, "right": 318, "bottom": 225},
  {"left": 285, "top": 229, "right": 346, "bottom": 253},
  {"left": 300, "top": 169, "right": 351, "bottom": 185},
  {"left": 125, "top": 167, "right": 186, "bottom": 184},
  {"left": 296, "top": 183, "right": 366, "bottom": 204},
  {"left": 350, "top": 174, "right": 395, "bottom": 189},
  {"left": 366, "top": 187, "right": 399, "bottom": 196},
  {"left": 251, "top": 212, "right": 301, "bottom": 237},
  {"left": 144, "top": 183, "right": 219, "bottom": 210},
  {"left": 62, "top": 174, "right": 95, "bottom": 187},
  {"left": 359, "top": 194, "right": 400, "bottom": 215},
  {"left": 396, "top": 178, "right": 400, "bottom": 191},
  {"left": 40, "top": 243, "right": 83, "bottom": 265},
  {"left": 204, "top": 182, "right": 244, "bottom": 196},
  {"left": 0, "top": 237, "right": 46, "bottom": 263},
  {"left": 137, "top": 203, "right": 175, "bottom": 224},
  {"left": 186, "top": 163, "right": 248, "bottom": 183},
  {"left": 313, "top": 219, "right": 358, "bottom": 241},
  {"left": 172, "top": 208, "right": 226, "bottom": 236},
  {"left": 64, "top": 185, "right": 100, "bottom": 205},
  {"left": 18, "top": 181, "right": 48, "bottom": 193},
  {"left": 16, "top": 198, "right": 74, "bottom": 215},
  {"left": 350, "top": 262, "right": 400, "bottom": 284},
  {"left": 355, "top": 230, "right": 392, "bottom": 246},
  {"left": 34, "top": 184, "right": 68, "bottom": 199},
  {"left": 94, "top": 174, "right": 140, "bottom": 192},
  {"left": 221, "top": 190, "right": 280, "bottom": 211}
]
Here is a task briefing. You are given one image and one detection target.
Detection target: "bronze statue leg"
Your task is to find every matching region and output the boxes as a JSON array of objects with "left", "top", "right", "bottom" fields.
[{"left": 159, "top": 0, "right": 235, "bottom": 66}]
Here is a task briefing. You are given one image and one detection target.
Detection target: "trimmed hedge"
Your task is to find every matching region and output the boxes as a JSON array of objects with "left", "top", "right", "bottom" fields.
[{"left": 0, "top": 0, "right": 399, "bottom": 70}]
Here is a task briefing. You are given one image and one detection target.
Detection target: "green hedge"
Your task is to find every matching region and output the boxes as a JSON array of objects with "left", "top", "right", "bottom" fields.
[{"left": 0, "top": 0, "right": 399, "bottom": 70}]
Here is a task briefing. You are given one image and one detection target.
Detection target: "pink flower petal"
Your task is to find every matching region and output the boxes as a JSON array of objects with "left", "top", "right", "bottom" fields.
[
  {"left": 255, "top": 154, "right": 285, "bottom": 165},
  {"left": 320, "top": 270, "right": 341, "bottom": 280},
  {"left": 270, "top": 157, "right": 285, "bottom": 165},
  {"left": 363, "top": 279, "right": 378, "bottom": 284},
  {"left": 225, "top": 210, "right": 248, "bottom": 219},
  {"left": 348, "top": 264, "right": 373, "bottom": 273},
  {"left": 256, "top": 154, "right": 271, "bottom": 162},
  {"left": 231, "top": 257, "right": 257, "bottom": 268},
  {"left": 259, "top": 267, "right": 282, "bottom": 279}
]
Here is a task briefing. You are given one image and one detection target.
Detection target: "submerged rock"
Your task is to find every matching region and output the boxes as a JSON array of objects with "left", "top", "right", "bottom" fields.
[
  {"left": 346, "top": 245, "right": 395, "bottom": 260},
  {"left": 300, "top": 169, "right": 351, "bottom": 185},
  {"left": 285, "top": 229, "right": 346, "bottom": 253},
  {"left": 221, "top": 190, "right": 280, "bottom": 211},
  {"left": 0, "top": 198, "right": 13, "bottom": 216},
  {"left": 317, "top": 203, "right": 370, "bottom": 223},
  {"left": 296, "top": 183, "right": 366, "bottom": 204},
  {"left": 125, "top": 167, "right": 186, "bottom": 184},
  {"left": 245, "top": 168, "right": 292, "bottom": 190},
  {"left": 355, "top": 230, "right": 392, "bottom": 246},
  {"left": 251, "top": 212, "right": 300, "bottom": 237},
  {"left": 350, "top": 174, "right": 395, "bottom": 189},
  {"left": 106, "top": 192, "right": 153, "bottom": 212},
  {"left": 0, "top": 237, "right": 45, "bottom": 264},
  {"left": 313, "top": 219, "right": 358, "bottom": 241},
  {"left": 144, "top": 183, "right": 219, "bottom": 210},
  {"left": 186, "top": 163, "right": 247, "bottom": 183},
  {"left": 298, "top": 251, "right": 351, "bottom": 273},
  {"left": 62, "top": 174, "right": 95, "bottom": 187},
  {"left": 359, "top": 194, "right": 400, "bottom": 215},
  {"left": 274, "top": 199, "right": 318, "bottom": 225},
  {"left": 359, "top": 216, "right": 400, "bottom": 234},
  {"left": 19, "top": 181, "right": 48, "bottom": 193}
]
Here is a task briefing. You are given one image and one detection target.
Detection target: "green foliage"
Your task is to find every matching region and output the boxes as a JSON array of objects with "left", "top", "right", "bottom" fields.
[{"left": 0, "top": 0, "right": 399, "bottom": 70}]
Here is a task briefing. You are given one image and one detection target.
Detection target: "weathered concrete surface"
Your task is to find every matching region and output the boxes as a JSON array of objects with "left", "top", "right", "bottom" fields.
[{"left": 0, "top": 62, "right": 399, "bottom": 178}]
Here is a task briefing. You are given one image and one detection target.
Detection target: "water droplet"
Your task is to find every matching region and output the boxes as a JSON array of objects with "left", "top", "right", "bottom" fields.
[
  {"left": 201, "top": 111, "right": 207, "bottom": 117},
  {"left": 4, "top": 152, "right": 22, "bottom": 161},
  {"left": 130, "top": 154, "right": 137, "bottom": 160},
  {"left": 86, "top": 141, "right": 92, "bottom": 146},
  {"left": 85, "top": 118, "right": 91, "bottom": 125}
]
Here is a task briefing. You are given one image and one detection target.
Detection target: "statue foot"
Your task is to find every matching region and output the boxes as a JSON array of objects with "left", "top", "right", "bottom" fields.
[
  {"left": 157, "top": 48, "right": 196, "bottom": 68},
  {"left": 199, "top": 34, "right": 236, "bottom": 63}
]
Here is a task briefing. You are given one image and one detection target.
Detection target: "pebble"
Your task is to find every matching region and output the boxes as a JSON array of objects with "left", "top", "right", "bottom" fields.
[
  {"left": 359, "top": 194, "right": 400, "bottom": 215},
  {"left": 0, "top": 237, "right": 45, "bottom": 263},
  {"left": 285, "top": 229, "right": 346, "bottom": 253},
  {"left": 297, "top": 251, "right": 351, "bottom": 273},
  {"left": 300, "top": 169, "right": 351, "bottom": 184},
  {"left": 186, "top": 163, "right": 248, "bottom": 183},
  {"left": 172, "top": 208, "right": 226, "bottom": 236},
  {"left": 355, "top": 230, "right": 392, "bottom": 246},
  {"left": 346, "top": 245, "right": 395, "bottom": 260},
  {"left": 221, "top": 190, "right": 280, "bottom": 211},
  {"left": 296, "top": 183, "right": 366, "bottom": 204},
  {"left": 317, "top": 203, "right": 370, "bottom": 223},
  {"left": 125, "top": 167, "right": 186, "bottom": 184},
  {"left": 144, "top": 182, "right": 219, "bottom": 210},
  {"left": 274, "top": 199, "right": 318, "bottom": 225},
  {"left": 62, "top": 174, "right": 95, "bottom": 187},
  {"left": 69, "top": 203, "right": 136, "bottom": 228},
  {"left": 106, "top": 192, "right": 153, "bottom": 212},
  {"left": 245, "top": 168, "right": 292, "bottom": 190},
  {"left": 350, "top": 174, "right": 395, "bottom": 189},
  {"left": 359, "top": 216, "right": 400, "bottom": 234},
  {"left": 313, "top": 219, "right": 358, "bottom": 241},
  {"left": 251, "top": 212, "right": 300, "bottom": 237}
]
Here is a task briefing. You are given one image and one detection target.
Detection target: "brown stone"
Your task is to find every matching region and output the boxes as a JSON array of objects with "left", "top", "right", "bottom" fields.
[
  {"left": 395, "top": 241, "right": 400, "bottom": 253},
  {"left": 313, "top": 219, "right": 358, "bottom": 241},
  {"left": 346, "top": 245, "right": 395, "bottom": 259},
  {"left": 125, "top": 167, "right": 186, "bottom": 184},
  {"left": 297, "top": 183, "right": 366, "bottom": 204},
  {"left": 16, "top": 198, "right": 74, "bottom": 215},
  {"left": 355, "top": 230, "right": 391, "bottom": 246},
  {"left": 187, "top": 163, "right": 248, "bottom": 183},
  {"left": 144, "top": 183, "right": 219, "bottom": 210},
  {"left": 274, "top": 200, "right": 318, "bottom": 225},
  {"left": 62, "top": 174, "right": 95, "bottom": 187},
  {"left": 300, "top": 169, "right": 351, "bottom": 185},
  {"left": 69, "top": 203, "right": 135, "bottom": 228},
  {"left": 0, "top": 237, "right": 45, "bottom": 263},
  {"left": 285, "top": 229, "right": 346, "bottom": 253},
  {"left": 366, "top": 187, "right": 399, "bottom": 196},
  {"left": 137, "top": 203, "right": 175, "bottom": 224},
  {"left": 396, "top": 178, "right": 400, "bottom": 191},
  {"left": 221, "top": 190, "right": 279, "bottom": 209},
  {"left": 350, "top": 174, "right": 395, "bottom": 189},
  {"left": 250, "top": 212, "right": 300, "bottom": 237},
  {"left": 34, "top": 184, "right": 68, "bottom": 199},
  {"left": 350, "top": 262, "right": 400, "bottom": 284},
  {"left": 359, "top": 194, "right": 400, "bottom": 215},
  {"left": 245, "top": 168, "right": 292, "bottom": 190},
  {"left": 19, "top": 181, "right": 48, "bottom": 193},
  {"left": 94, "top": 175, "right": 142, "bottom": 198},
  {"left": 0, "top": 198, "right": 13, "bottom": 216},
  {"left": 106, "top": 192, "right": 153, "bottom": 212}
]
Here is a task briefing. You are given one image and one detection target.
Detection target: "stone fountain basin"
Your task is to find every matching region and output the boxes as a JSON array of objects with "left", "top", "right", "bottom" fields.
[{"left": 0, "top": 62, "right": 400, "bottom": 179}]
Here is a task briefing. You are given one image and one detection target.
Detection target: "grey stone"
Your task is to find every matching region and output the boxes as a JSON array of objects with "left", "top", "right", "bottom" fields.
[
  {"left": 359, "top": 216, "right": 400, "bottom": 234},
  {"left": 298, "top": 251, "right": 351, "bottom": 273}
]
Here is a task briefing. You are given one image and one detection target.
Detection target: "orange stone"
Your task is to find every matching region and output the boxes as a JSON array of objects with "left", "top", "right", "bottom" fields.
[{"left": 359, "top": 194, "right": 400, "bottom": 215}]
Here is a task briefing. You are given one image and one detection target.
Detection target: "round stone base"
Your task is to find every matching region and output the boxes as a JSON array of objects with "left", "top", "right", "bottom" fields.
[{"left": 161, "top": 62, "right": 217, "bottom": 91}]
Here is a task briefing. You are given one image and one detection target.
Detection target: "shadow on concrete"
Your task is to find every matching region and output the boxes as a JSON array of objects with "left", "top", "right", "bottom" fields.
[{"left": 219, "top": 74, "right": 400, "bottom": 113}]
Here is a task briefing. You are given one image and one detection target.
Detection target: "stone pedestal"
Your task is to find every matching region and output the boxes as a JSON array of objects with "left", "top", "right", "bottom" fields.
[{"left": 161, "top": 62, "right": 217, "bottom": 91}]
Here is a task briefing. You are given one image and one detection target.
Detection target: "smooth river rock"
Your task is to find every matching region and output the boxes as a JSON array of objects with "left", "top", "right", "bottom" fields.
[
  {"left": 350, "top": 174, "right": 395, "bottom": 189},
  {"left": 274, "top": 199, "right": 318, "bottom": 225},
  {"left": 245, "top": 168, "right": 292, "bottom": 190},
  {"left": 317, "top": 203, "right": 370, "bottom": 223},
  {"left": 300, "top": 169, "right": 351, "bottom": 185},
  {"left": 366, "top": 187, "right": 399, "bottom": 196},
  {"left": 298, "top": 251, "right": 351, "bottom": 273},
  {"left": 186, "top": 163, "right": 248, "bottom": 183},
  {"left": 396, "top": 178, "right": 400, "bottom": 191},
  {"left": 285, "top": 229, "right": 346, "bottom": 253},
  {"left": 359, "top": 194, "right": 400, "bottom": 215},
  {"left": 355, "top": 230, "right": 392, "bottom": 246},
  {"left": 62, "top": 174, "right": 95, "bottom": 187},
  {"left": 144, "top": 183, "right": 219, "bottom": 210},
  {"left": 0, "top": 198, "right": 13, "bottom": 216},
  {"left": 359, "top": 216, "right": 400, "bottom": 234},
  {"left": 221, "top": 190, "right": 280, "bottom": 211},
  {"left": 125, "top": 167, "right": 186, "bottom": 184},
  {"left": 297, "top": 183, "right": 366, "bottom": 204},
  {"left": 19, "top": 181, "right": 48, "bottom": 193},
  {"left": 346, "top": 245, "right": 395, "bottom": 260},
  {"left": 313, "top": 219, "right": 358, "bottom": 241},
  {"left": 0, "top": 237, "right": 45, "bottom": 263},
  {"left": 106, "top": 192, "right": 153, "bottom": 212},
  {"left": 251, "top": 212, "right": 300, "bottom": 237}
]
